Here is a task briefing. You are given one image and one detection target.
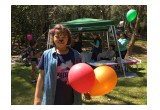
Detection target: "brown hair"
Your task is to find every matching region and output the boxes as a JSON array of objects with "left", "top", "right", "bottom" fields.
[
  {"left": 49, "top": 24, "right": 71, "bottom": 45},
  {"left": 92, "top": 32, "right": 99, "bottom": 37}
]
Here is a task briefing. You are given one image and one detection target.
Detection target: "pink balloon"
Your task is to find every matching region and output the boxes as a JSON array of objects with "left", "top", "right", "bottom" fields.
[
  {"left": 27, "top": 34, "right": 32, "bottom": 41},
  {"left": 68, "top": 63, "right": 95, "bottom": 93}
]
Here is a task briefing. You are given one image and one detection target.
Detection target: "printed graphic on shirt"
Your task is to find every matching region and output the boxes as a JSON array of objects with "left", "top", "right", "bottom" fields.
[{"left": 57, "top": 60, "right": 73, "bottom": 82}]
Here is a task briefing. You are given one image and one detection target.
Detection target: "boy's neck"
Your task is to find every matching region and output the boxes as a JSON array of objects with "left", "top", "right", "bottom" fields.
[{"left": 56, "top": 47, "right": 69, "bottom": 54}]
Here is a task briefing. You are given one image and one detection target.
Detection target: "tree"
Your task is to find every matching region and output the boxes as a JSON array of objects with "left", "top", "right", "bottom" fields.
[
  {"left": 126, "top": 5, "right": 146, "bottom": 56},
  {"left": 11, "top": 5, "right": 147, "bottom": 55},
  {"left": 110, "top": 5, "right": 147, "bottom": 56}
]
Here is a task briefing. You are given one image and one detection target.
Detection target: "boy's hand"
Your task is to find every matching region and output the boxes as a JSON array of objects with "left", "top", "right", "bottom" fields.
[
  {"left": 90, "top": 42, "right": 94, "bottom": 45},
  {"left": 84, "top": 93, "right": 91, "bottom": 100},
  {"left": 34, "top": 97, "right": 41, "bottom": 105}
]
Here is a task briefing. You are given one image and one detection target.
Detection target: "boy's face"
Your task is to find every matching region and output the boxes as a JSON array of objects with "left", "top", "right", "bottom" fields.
[
  {"left": 51, "top": 30, "right": 68, "bottom": 49},
  {"left": 92, "top": 34, "right": 97, "bottom": 39},
  {"left": 120, "top": 33, "right": 123, "bottom": 38}
]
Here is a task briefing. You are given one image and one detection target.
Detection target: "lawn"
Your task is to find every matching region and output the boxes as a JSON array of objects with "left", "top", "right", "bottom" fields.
[
  {"left": 11, "top": 63, "right": 37, "bottom": 105},
  {"left": 11, "top": 39, "right": 147, "bottom": 105},
  {"left": 83, "top": 59, "right": 147, "bottom": 105}
]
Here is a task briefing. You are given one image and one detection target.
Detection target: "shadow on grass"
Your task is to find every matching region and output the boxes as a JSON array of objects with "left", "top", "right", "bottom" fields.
[
  {"left": 104, "top": 94, "right": 136, "bottom": 105},
  {"left": 11, "top": 63, "right": 38, "bottom": 86},
  {"left": 133, "top": 45, "right": 147, "bottom": 55},
  {"left": 117, "top": 76, "right": 147, "bottom": 87},
  {"left": 82, "top": 98, "right": 134, "bottom": 105},
  {"left": 83, "top": 100, "right": 109, "bottom": 105},
  {"left": 129, "top": 67, "right": 146, "bottom": 77},
  {"left": 11, "top": 63, "right": 37, "bottom": 104},
  {"left": 12, "top": 66, "right": 31, "bottom": 82}
]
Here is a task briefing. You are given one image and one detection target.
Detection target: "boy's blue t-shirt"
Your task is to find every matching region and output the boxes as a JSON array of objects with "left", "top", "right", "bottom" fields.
[
  {"left": 38, "top": 48, "right": 75, "bottom": 105},
  {"left": 118, "top": 38, "right": 128, "bottom": 51}
]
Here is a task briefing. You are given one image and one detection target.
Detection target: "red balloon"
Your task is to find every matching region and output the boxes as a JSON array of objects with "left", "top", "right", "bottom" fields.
[{"left": 68, "top": 63, "right": 95, "bottom": 93}]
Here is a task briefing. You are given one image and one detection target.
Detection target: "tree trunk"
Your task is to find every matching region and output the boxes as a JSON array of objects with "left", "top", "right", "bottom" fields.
[
  {"left": 127, "top": 32, "right": 136, "bottom": 56},
  {"left": 11, "top": 36, "right": 17, "bottom": 50},
  {"left": 126, "top": 6, "right": 144, "bottom": 56}
]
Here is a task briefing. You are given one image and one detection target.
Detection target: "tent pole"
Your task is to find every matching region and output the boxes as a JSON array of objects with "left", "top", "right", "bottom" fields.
[
  {"left": 47, "top": 29, "right": 50, "bottom": 49},
  {"left": 111, "top": 25, "right": 126, "bottom": 77},
  {"left": 106, "top": 31, "right": 109, "bottom": 49}
]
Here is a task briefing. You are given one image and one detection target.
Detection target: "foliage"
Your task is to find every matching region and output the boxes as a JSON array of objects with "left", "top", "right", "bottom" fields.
[
  {"left": 11, "top": 5, "right": 146, "bottom": 37},
  {"left": 11, "top": 5, "right": 147, "bottom": 55},
  {"left": 12, "top": 5, "right": 47, "bottom": 41}
]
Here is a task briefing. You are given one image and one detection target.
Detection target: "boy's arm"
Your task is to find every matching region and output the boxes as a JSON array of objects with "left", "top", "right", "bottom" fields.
[
  {"left": 34, "top": 70, "right": 44, "bottom": 105},
  {"left": 90, "top": 41, "right": 100, "bottom": 48}
]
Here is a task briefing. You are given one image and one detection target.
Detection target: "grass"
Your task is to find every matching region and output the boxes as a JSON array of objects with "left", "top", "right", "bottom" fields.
[
  {"left": 11, "top": 63, "right": 38, "bottom": 105},
  {"left": 82, "top": 39, "right": 147, "bottom": 105},
  {"left": 11, "top": 39, "right": 147, "bottom": 105},
  {"left": 83, "top": 59, "right": 147, "bottom": 105}
]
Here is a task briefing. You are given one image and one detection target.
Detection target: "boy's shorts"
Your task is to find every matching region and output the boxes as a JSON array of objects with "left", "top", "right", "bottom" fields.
[
  {"left": 31, "top": 58, "right": 38, "bottom": 65},
  {"left": 31, "top": 61, "right": 38, "bottom": 65}
]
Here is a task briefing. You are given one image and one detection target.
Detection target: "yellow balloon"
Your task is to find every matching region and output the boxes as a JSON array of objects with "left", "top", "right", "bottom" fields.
[{"left": 89, "top": 66, "right": 117, "bottom": 96}]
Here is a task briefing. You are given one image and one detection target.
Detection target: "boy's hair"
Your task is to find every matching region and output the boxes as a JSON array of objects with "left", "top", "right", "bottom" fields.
[
  {"left": 29, "top": 40, "right": 36, "bottom": 47},
  {"left": 123, "top": 33, "right": 128, "bottom": 39},
  {"left": 116, "top": 32, "right": 120, "bottom": 36},
  {"left": 119, "top": 32, "right": 128, "bottom": 39},
  {"left": 49, "top": 24, "right": 71, "bottom": 45},
  {"left": 92, "top": 32, "right": 99, "bottom": 37}
]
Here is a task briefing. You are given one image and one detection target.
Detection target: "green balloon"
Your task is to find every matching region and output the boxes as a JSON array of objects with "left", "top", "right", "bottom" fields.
[{"left": 126, "top": 9, "right": 137, "bottom": 22}]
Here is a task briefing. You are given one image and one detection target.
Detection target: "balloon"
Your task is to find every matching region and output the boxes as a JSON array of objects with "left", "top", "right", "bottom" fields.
[
  {"left": 89, "top": 66, "right": 117, "bottom": 96},
  {"left": 126, "top": 9, "right": 137, "bottom": 22},
  {"left": 27, "top": 34, "right": 32, "bottom": 41},
  {"left": 68, "top": 63, "right": 95, "bottom": 93}
]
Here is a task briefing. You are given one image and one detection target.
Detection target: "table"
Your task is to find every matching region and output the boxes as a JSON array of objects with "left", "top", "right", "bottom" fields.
[
  {"left": 88, "top": 60, "right": 118, "bottom": 67},
  {"left": 80, "top": 52, "right": 92, "bottom": 63},
  {"left": 122, "top": 59, "right": 138, "bottom": 65},
  {"left": 121, "top": 59, "right": 139, "bottom": 71},
  {"left": 88, "top": 59, "right": 139, "bottom": 71},
  {"left": 88, "top": 59, "right": 139, "bottom": 77}
]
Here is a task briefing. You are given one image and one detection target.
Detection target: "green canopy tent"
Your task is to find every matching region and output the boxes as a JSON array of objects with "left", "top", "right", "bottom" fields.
[
  {"left": 49, "top": 18, "right": 115, "bottom": 48},
  {"left": 50, "top": 18, "right": 114, "bottom": 32},
  {"left": 49, "top": 18, "right": 126, "bottom": 77}
]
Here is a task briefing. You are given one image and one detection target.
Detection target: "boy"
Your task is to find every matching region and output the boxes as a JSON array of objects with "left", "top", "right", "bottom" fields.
[{"left": 34, "top": 24, "right": 85, "bottom": 105}]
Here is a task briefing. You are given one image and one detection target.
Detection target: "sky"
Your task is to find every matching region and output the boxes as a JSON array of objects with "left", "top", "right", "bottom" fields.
[{"left": 0, "top": 0, "right": 160, "bottom": 110}]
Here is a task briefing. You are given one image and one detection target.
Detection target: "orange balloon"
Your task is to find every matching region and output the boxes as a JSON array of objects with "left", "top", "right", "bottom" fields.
[{"left": 89, "top": 66, "right": 117, "bottom": 96}]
